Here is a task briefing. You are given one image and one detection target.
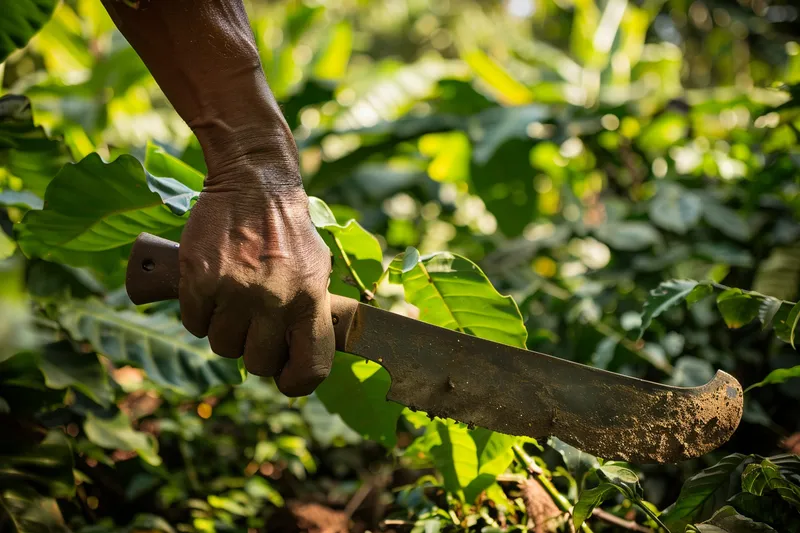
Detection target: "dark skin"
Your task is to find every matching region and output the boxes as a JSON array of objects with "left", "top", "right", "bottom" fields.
[{"left": 101, "top": 0, "right": 335, "bottom": 397}]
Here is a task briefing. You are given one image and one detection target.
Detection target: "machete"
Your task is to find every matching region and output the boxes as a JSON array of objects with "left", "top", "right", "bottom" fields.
[{"left": 126, "top": 233, "right": 743, "bottom": 464}]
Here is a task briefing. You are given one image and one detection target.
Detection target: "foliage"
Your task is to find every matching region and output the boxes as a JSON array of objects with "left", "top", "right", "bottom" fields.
[{"left": 1, "top": 0, "right": 800, "bottom": 531}]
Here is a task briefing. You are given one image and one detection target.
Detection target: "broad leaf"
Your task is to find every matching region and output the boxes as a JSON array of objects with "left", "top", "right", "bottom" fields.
[
  {"left": 0, "top": 258, "right": 35, "bottom": 363},
  {"left": 0, "top": 0, "right": 58, "bottom": 63},
  {"left": 144, "top": 141, "right": 205, "bottom": 192},
  {"left": 638, "top": 279, "right": 699, "bottom": 338},
  {"left": 57, "top": 299, "right": 243, "bottom": 397},
  {"left": 689, "top": 505, "right": 777, "bottom": 533},
  {"left": 752, "top": 245, "right": 800, "bottom": 302},
  {"left": 472, "top": 139, "right": 537, "bottom": 238},
  {"left": 548, "top": 437, "right": 599, "bottom": 482},
  {"left": 36, "top": 341, "right": 112, "bottom": 406},
  {"left": 728, "top": 492, "right": 800, "bottom": 533},
  {"left": 572, "top": 484, "right": 619, "bottom": 528},
  {"left": 758, "top": 297, "right": 783, "bottom": 330},
  {"left": 0, "top": 430, "right": 72, "bottom": 532},
  {"left": 308, "top": 197, "right": 400, "bottom": 445},
  {"left": 594, "top": 221, "right": 662, "bottom": 251},
  {"left": 390, "top": 247, "right": 527, "bottom": 348},
  {"left": 0, "top": 488, "right": 68, "bottom": 533},
  {"left": 662, "top": 454, "right": 756, "bottom": 531},
  {"left": 0, "top": 95, "right": 70, "bottom": 197},
  {"left": 84, "top": 412, "right": 162, "bottom": 466},
  {"left": 596, "top": 464, "right": 643, "bottom": 500},
  {"left": 0, "top": 430, "right": 74, "bottom": 498},
  {"left": 309, "top": 196, "right": 383, "bottom": 300},
  {"left": 741, "top": 459, "right": 800, "bottom": 509},
  {"left": 17, "top": 153, "right": 194, "bottom": 271},
  {"left": 703, "top": 201, "right": 752, "bottom": 242},
  {"left": 315, "top": 352, "right": 404, "bottom": 447},
  {"left": 403, "top": 421, "right": 516, "bottom": 503},
  {"left": 717, "top": 289, "right": 762, "bottom": 329},
  {"left": 649, "top": 183, "right": 703, "bottom": 234},
  {"left": 389, "top": 248, "right": 524, "bottom": 501}
]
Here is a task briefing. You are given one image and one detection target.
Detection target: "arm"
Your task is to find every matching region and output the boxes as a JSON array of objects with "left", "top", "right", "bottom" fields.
[{"left": 102, "top": 0, "right": 335, "bottom": 396}]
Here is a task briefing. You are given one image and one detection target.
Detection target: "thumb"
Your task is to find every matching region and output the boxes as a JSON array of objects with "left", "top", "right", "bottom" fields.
[{"left": 277, "top": 293, "right": 335, "bottom": 397}]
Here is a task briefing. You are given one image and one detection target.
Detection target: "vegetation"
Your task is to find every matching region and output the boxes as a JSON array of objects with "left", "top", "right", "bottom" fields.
[{"left": 1, "top": 0, "right": 799, "bottom": 531}]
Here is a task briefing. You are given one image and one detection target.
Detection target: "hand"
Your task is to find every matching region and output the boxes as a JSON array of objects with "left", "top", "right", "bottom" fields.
[{"left": 177, "top": 160, "right": 334, "bottom": 397}]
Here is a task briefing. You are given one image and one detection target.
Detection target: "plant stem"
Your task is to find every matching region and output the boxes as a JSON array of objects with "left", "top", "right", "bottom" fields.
[
  {"left": 330, "top": 232, "right": 377, "bottom": 305},
  {"left": 513, "top": 444, "right": 594, "bottom": 533}
]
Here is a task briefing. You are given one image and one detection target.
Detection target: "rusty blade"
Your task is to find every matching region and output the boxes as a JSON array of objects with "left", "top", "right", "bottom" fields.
[{"left": 341, "top": 303, "right": 743, "bottom": 464}]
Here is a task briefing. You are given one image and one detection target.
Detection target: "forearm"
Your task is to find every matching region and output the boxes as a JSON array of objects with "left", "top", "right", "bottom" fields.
[{"left": 102, "top": 0, "right": 300, "bottom": 187}]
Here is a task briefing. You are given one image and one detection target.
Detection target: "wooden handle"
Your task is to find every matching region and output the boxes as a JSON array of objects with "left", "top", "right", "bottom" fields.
[{"left": 125, "top": 233, "right": 359, "bottom": 351}]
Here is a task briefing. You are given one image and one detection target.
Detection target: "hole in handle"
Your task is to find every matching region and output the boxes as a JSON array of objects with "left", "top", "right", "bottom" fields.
[{"left": 142, "top": 259, "right": 155, "bottom": 272}]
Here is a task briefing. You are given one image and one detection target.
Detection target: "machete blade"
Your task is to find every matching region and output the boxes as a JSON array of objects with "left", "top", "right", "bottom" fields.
[{"left": 341, "top": 302, "right": 743, "bottom": 464}]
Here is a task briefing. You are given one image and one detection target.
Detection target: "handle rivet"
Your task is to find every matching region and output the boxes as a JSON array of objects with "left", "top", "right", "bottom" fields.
[
  {"left": 332, "top": 315, "right": 339, "bottom": 325},
  {"left": 142, "top": 259, "right": 155, "bottom": 272}
]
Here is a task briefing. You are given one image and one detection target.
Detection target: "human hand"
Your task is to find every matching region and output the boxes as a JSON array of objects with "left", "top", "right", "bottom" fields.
[{"left": 178, "top": 153, "right": 334, "bottom": 397}]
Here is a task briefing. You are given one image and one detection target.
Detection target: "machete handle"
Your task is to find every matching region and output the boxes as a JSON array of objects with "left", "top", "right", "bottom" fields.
[{"left": 125, "top": 233, "right": 358, "bottom": 350}]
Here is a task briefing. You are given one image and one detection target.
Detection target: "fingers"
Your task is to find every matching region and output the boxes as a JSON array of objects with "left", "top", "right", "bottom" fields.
[
  {"left": 276, "top": 294, "right": 335, "bottom": 397},
  {"left": 243, "top": 315, "right": 289, "bottom": 377},
  {"left": 207, "top": 302, "right": 251, "bottom": 359},
  {"left": 179, "top": 276, "right": 215, "bottom": 338}
]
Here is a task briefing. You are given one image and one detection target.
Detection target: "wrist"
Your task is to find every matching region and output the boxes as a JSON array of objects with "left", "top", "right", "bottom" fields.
[{"left": 189, "top": 66, "right": 299, "bottom": 181}]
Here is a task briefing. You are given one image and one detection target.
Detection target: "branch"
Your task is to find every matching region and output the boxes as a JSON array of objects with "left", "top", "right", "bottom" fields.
[{"left": 592, "top": 508, "right": 653, "bottom": 533}]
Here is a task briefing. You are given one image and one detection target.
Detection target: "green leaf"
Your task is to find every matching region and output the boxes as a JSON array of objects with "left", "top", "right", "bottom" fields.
[
  {"left": 472, "top": 139, "right": 536, "bottom": 237},
  {"left": 312, "top": 21, "right": 352, "bottom": 81},
  {"left": 0, "top": 430, "right": 74, "bottom": 499},
  {"left": 17, "top": 153, "right": 194, "bottom": 271},
  {"left": 774, "top": 301, "right": 800, "bottom": 345},
  {"left": 649, "top": 183, "right": 703, "bottom": 234},
  {"left": 752, "top": 245, "right": 800, "bottom": 302},
  {"left": 83, "top": 412, "right": 162, "bottom": 466},
  {"left": 572, "top": 484, "right": 619, "bottom": 528},
  {"left": 637, "top": 112, "right": 688, "bottom": 153},
  {"left": 431, "top": 421, "right": 479, "bottom": 500},
  {"left": 548, "top": 437, "right": 599, "bottom": 480},
  {"left": 691, "top": 505, "right": 777, "bottom": 533},
  {"left": 746, "top": 365, "right": 800, "bottom": 392},
  {"left": 309, "top": 196, "right": 383, "bottom": 300},
  {"left": 0, "top": 258, "right": 35, "bottom": 363},
  {"left": 702, "top": 201, "right": 752, "bottom": 242},
  {"left": 404, "top": 421, "right": 516, "bottom": 503},
  {"left": 144, "top": 141, "right": 205, "bottom": 192},
  {"left": 36, "top": 341, "right": 112, "bottom": 406},
  {"left": 389, "top": 248, "right": 523, "bottom": 501},
  {"left": 0, "top": 488, "right": 68, "bottom": 533},
  {"left": 597, "top": 464, "right": 643, "bottom": 500},
  {"left": 717, "top": 289, "right": 762, "bottom": 329},
  {"left": 687, "top": 283, "right": 714, "bottom": 305},
  {"left": 638, "top": 279, "right": 699, "bottom": 338},
  {"left": 0, "top": 0, "right": 57, "bottom": 63},
  {"left": 662, "top": 453, "right": 756, "bottom": 531},
  {"left": 390, "top": 247, "right": 527, "bottom": 348},
  {"left": 0, "top": 232, "right": 15, "bottom": 261},
  {"left": 728, "top": 492, "right": 800, "bottom": 533},
  {"left": 741, "top": 459, "right": 800, "bottom": 509},
  {"left": 594, "top": 221, "right": 662, "bottom": 251},
  {"left": 57, "top": 299, "right": 243, "bottom": 397},
  {"left": 758, "top": 297, "right": 783, "bottom": 330},
  {"left": 315, "top": 352, "right": 404, "bottom": 447},
  {"left": 0, "top": 95, "right": 70, "bottom": 197},
  {"left": 310, "top": 197, "right": 400, "bottom": 445}
]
